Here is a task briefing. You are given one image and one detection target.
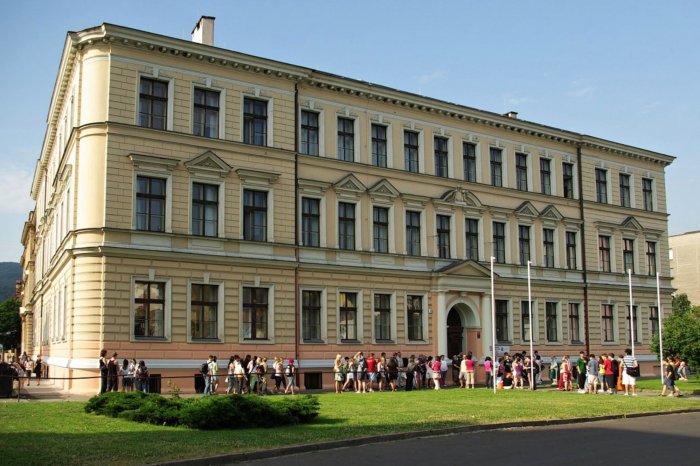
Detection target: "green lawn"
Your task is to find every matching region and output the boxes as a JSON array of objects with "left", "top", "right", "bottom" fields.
[
  {"left": 635, "top": 374, "right": 699, "bottom": 394},
  {"left": 2, "top": 388, "right": 699, "bottom": 465}
]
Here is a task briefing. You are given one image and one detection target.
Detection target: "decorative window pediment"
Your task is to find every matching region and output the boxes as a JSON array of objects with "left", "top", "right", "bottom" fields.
[
  {"left": 514, "top": 201, "right": 539, "bottom": 218},
  {"left": 540, "top": 205, "right": 563, "bottom": 221},
  {"left": 129, "top": 153, "right": 179, "bottom": 173},
  {"left": 236, "top": 168, "right": 280, "bottom": 186},
  {"left": 439, "top": 188, "right": 483, "bottom": 208},
  {"left": 368, "top": 179, "right": 400, "bottom": 203},
  {"left": 185, "top": 151, "right": 232, "bottom": 178},
  {"left": 298, "top": 178, "right": 331, "bottom": 196},
  {"left": 334, "top": 174, "right": 366, "bottom": 199},
  {"left": 402, "top": 193, "right": 430, "bottom": 209},
  {"left": 620, "top": 216, "right": 643, "bottom": 232}
]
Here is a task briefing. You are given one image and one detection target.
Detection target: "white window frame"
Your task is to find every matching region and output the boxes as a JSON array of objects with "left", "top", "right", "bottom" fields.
[
  {"left": 369, "top": 120, "right": 393, "bottom": 168},
  {"left": 601, "top": 303, "right": 617, "bottom": 344},
  {"left": 337, "top": 288, "right": 364, "bottom": 343},
  {"left": 241, "top": 94, "right": 274, "bottom": 147},
  {"left": 435, "top": 211, "right": 456, "bottom": 259},
  {"left": 372, "top": 290, "right": 396, "bottom": 343},
  {"left": 299, "top": 195, "right": 326, "bottom": 248},
  {"left": 132, "top": 170, "right": 173, "bottom": 234},
  {"left": 300, "top": 287, "right": 327, "bottom": 343},
  {"left": 567, "top": 301, "right": 584, "bottom": 344},
  {"left": 239, "top": 283, "right": 275, "bottom": 344},
  {"left": 461, "top": 138, "right": 481, "bottom": 183},
  {"left": 336, "top": 199, "right": 362, "bottom": 251},
  {"left": 544, "top": 301, "right": 562, "bottom": 344},
  {"left": 520, "top": 299, "right": 538, "bottom": 344},
  {"left": 240, "top": 185, "right": 274, "bottom": 242},
  {"left": 187, "top": 279, "right": 225, "bottom": 343},
  {"left": 299, "top": 107, "right": 324, "bottom": 157},
  {"left": 403, "top": 208, "right": 427, "bottom": 256},
  {"left": 494, "top": 297, "right": 513, "bottom": 343},
  {"left": 189, "top": 178, "right": 225, "bottom": 238},
  {"left": 336, "top": 115, "right": 360, "bottom": 162},
  {"left": 370, "top": 201, "right": 395, "bottom": 254},
  {"left": 130, "top": 275, "right": 172, "bottom": 342},
  {"left": 191, "top": 84, "right": 226, "bottom": 139},
  {"left": 136, "top": 72, "right": 175, "bottom": 131},
  {"left": 405, "top": 292, "right": 428, "bottom": 344}
]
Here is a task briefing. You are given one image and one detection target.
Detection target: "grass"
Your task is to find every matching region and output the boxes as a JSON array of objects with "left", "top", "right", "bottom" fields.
[
  {"left": 2, "top": 388, "right": 699, "bottom": 465},
  {"left": 635, "top": 374, "right": 700, "bottom": 394}
]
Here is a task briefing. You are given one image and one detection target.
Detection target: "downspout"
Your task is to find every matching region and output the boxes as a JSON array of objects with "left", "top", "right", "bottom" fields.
[
  {"left": 576, "top": 143, "right": 590, "bottom": 355},
  {"left": 294, "top": 82, "right": 300, "bottom": 365}
]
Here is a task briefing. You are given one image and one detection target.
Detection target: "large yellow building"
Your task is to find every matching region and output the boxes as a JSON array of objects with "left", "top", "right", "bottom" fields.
[{"left": 20, "top": 18, "right": 674, "bottom": 392}]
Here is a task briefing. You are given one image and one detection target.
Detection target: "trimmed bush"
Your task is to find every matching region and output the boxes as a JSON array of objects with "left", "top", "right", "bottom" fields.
[{"left": 84, "top": 392, "right": 320, "bottom": 430}]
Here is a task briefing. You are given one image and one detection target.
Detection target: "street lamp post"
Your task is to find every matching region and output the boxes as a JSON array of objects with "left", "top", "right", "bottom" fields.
[
  {"left": 527, "top": 261, "right": 534, "bottom": 388},
  {"left": 490, "top": 256, "right": 496, "bottom": 394}
]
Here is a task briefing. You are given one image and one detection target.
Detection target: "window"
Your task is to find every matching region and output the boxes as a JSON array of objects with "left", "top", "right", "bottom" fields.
[
  {"left": 302, "top": 290, "right": 322, "bottom": 341},
  {"left": 191, "top": 284, "right": 218, "bottom": 339},
  {"left": 599, "top": 235, "right": 611, "bottom": 272},
  {"left": 493, "top": 222, "right": 506, "bottom": 264},
  {"left": 406, "top": 211, "right": 421, "bottom": 256},
  {"left": 339, "top": 292, "right": 358, "bottom": 341},
  {"left": 562, "top": 162, "right": 574, "bottom": 199},
  {"left": 191, "top": 183, "right": 218, "bottom": 237},
  {"left": 139, "top": 78, "right": 168, "bottom": 130},
  {"left": 302, "top": 198, "right": 320, "bottom": 247},
  {"left": 595, "top": 168, "right": 608, "bottom": 203},
  {"left": 243, "top": 190, "right": 267, "bottom": 241},
  {"left": 404, "top": 131, "right": 419, "bottom": 172},
  {"left": 300, "top": 111, "right": 319, "bottom": 156},
  {"left": 434, "top": 136, "right": 449, "bottom": 178},
  {"left": 374, "top": 293, "right": 392, "bottom": 341},
  {"left": 136, "top": 176, "right": 166, "bottom": 232},
  {"left": 519, "top": 225, "right": 531, "bottom": 266},
  {"left": 602, "top": 304, "right": 614, "bottom": 342},
  {"left": 642, "top": 178, "right": 654, "bottom": 211},
  {"left": 337, "top": 117, "right": 354, "bottom": 161},
  {"left": 437, "top": 214, "right": 451, "bottom": 258},
  {"left": 566, "top": 232, "right": 577, "bottom": 270},
  {"left": 540, "top": 158, "right": 551, "bottom": 195},
  {"left": 373, "top": 206, "right": 389, "bottom": 253},
  {"left": 623, "top": 239, "right": 635, "bottom": 273},
  {"left": 619, "top": 174, "right": 631, "bottom": 207},
  {"left": 338, "top": 202, "right": 356, "bottom": 250},
  {"left": 649, "top": 306, "right": 659, "bottom": 339},
  {"left": 626, "top": 305, "right": 640, "bottom": 344},
  {"left": 495, "top": 299, "right": 509, "bottom": 343},
  {"left": 569, "top": 303, "right": 581, "bottom": 343},
  {"left": 407, "top": 295, "right": 423, "bottom": 341},
  {"left": 546, "top": 302, "right": 558, "bottom": 342},
  {"left": 134, "top": 281, "right": 164, "bottom": 338},
  {"left": 521, "top": 300, "right": 534, "bottom": 342},
  {"left": 543, "top": 228, "right": 555, "bottom": 268},
  {"left": 646, "top": 241, "right": 657, "bottom": 276},
  {"left": 243, "top": 98, "right": 267, "bottom": 146},
  {"left": 490, "top": 147, "right": 503, "bottom": 187},
  {"left": 371, "top": 124, "right": 388, "bottom": 168},
  {"left": 516, "top": 153, "right": 528, "bottom": 191},
  {"left": 193, "top": 88, "right": 219, "bottom": 138},
  {"left": 465, "top": 218, "right": 479, "bottom": 261},
  {"left": 242, "top": 287, "right": 268, "bottom": 340},
  {"left": 463, "top": 142, "right": 477, "bottom": 182}
]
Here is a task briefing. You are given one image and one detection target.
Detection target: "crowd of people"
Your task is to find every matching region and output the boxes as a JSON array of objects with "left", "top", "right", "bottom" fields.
[
  {"left": 5, "top": 351, "right": 46, "bottom": 390},
  {"left": 98, "top": 350, "right": 150, "bottom": 394},
  {"left": 200, "top": 354, "right": 297, "bottom": 395}
]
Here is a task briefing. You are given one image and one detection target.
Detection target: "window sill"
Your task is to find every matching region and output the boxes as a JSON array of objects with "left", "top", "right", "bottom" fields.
[
  {"left": 569, "top": 340, "right": 585, "bottom": 345},
  {"left": 134, "top": 336, "right": 168, "bottom": 342},
  {"left": 302, "top": 339, "right": 325, "bottom": 344},
  {"left": 190, "top": 339, "right": 223, "bottom": 344},
  {"left": 375, "top": 340, "right": 395, "bottom": 344},
  {"left": 340, "top": 339, "right": 360, "bottom": 344},
  {"left": 406, "top": 339, "right": 428, "bottom": 344}
]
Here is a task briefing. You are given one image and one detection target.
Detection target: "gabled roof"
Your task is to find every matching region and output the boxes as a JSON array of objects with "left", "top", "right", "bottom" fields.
[
  {"left": 184, "top": 150, "right": 232, "bottom": 177},
  {"left": 434, "top": 260, "right": 495, "bottom": 278},
  {"left": 515, "top": 201, "right": 539, "bottom": 218}
]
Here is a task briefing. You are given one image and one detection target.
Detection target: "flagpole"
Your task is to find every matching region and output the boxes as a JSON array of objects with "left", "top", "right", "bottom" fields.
[
  {"left": 656, "top": 272, "right": 664, "bottom": 386},
  {"left": 491, "top": 255, "right": 496, "bottom": 395},
  {"left": 527, "top": 261, "right": 534, "bottom": 389},
  {"left": 628, "top": 268, "right": 635, "bottom": 358}
]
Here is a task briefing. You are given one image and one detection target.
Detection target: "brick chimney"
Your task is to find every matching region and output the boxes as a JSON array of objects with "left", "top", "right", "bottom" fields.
[{"left": 192, "top": 16, "right": 215, "bottom": 46}]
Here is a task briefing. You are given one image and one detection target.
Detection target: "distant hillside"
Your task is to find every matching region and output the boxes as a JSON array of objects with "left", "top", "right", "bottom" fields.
[{"left": 0, "top": 262, "right": 21, "bottom": 301}]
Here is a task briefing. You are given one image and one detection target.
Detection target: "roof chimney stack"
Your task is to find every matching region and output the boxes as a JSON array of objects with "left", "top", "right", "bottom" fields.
[
  {"left": 503, "top": 111, "right": 518, "bottom": 119},
  {"left": 192, "top": 16, "right": 215, "bottom": 46}
]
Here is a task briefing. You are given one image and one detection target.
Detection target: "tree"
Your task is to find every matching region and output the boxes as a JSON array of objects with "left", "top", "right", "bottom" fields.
[
  {"left": 650, "top": 294, "right": 700, "bottom": 368},
  {"left": 0, "top": 297, "right": 21, "bottom": 352}
]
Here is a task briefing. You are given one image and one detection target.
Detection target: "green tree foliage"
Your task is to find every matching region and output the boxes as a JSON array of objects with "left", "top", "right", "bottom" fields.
[
  {"left": 650, "top": 294, "right": 700, "bottom": 367},
  {"left": 0, "top": 297, "right": 21, "bottom": 351}
]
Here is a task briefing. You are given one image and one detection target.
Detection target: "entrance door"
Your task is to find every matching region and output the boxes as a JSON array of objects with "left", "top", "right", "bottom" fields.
[{"left": 447, "top": 308, "right": 463, "bottom": 357}]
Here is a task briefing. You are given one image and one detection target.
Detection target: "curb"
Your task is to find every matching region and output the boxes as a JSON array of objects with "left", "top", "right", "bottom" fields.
[{"left": 157, "top": 408, "right": 700, "bottom": 466}]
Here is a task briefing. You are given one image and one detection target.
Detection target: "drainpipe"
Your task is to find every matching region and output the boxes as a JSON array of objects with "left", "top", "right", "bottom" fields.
[
  {"left": 576, "top": 143, "right": 590, "bottom": 355},
  {"left": 294, "top": 82, "right": 300, "bottom": 366}
]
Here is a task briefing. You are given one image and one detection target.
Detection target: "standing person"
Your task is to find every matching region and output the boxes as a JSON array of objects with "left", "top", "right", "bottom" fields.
[
  {"left": 201, "top": 356, "right": 212, "bottom": 395},
  {"left": 257, "top": 357, "right": 268, "bottom": 395},
  {"left": 248, "top": 356, "right": 258, "bottom": 394},
  {"left": 598, "top": 355, "right": 607, "bottom": 393},
  {"left": 273, "top": 357, "right": 284, "bottom": 394},
  {"left": 405, "top": 356, "right": 416, "bottom": 391},
  {"left": 33, "top": 355, "right": 43, "bottom": 386},
  {"left": 98, "top": 350, "right": 108, "bottom": 393},
  {"left": 677, "top": 359, "right": 689, "bottom": 381},
  {"left": 603, "top": 354, "right": 615, "bottom": 394},
  {"left": 377, "top": 356, "right": 386, "bottom": 392},
  {"left": 534, "top": 350, "right": 543, "bottom": 385},
  {"left": 608, "top": 353, "right": 620, "bottom": 394},
  {"left": 135, "top": 360, "right": 149, "bottom": 393},
  {"left": 209, "top": 356, "right": 219, "bottom": 394},
  {"left": 431, "top": 356, "right": 442, "bottom": 390},
  {"left": 549, "top": 356, "right": 559, "bottom": 386},
  {"left": 621, "top": 348, "right": 639, "bottom": 396},
  {"left": 560, "top": 356, "right": 571, "bottom": 391},
  {"left": 121, "top": 359, "right": 131, "bottom": 392},
  {"left": 484, "top": 356, "right": 493, "bottom": 389},
  {"left": 106, "top": 352, "right": 119, "bottom": 392},
  {"left": 24, "top": 354, "right": 33, "bottom": 386},
  {"left": 284, "top": 358, "right": 296, "bottom": 395},
  {"left": 661, "top": 356, "right": 683, "bottom": 397},
  {"left": 366, "top": 353, "right": 377, "bottom": 392},
  {"left": 586, "top": 354, "right": 599, "bottom": 394},
  {"left": 451, "top": 354, "right": 461, "bottom": 386},
  {"left": 342, "top": 357, "right": 356, "bottom": 393},
  {"left": 333, "top": 354, "right": 344, "bottom": 394},
  {"left": 386, "top": 353, "right": 399, "bottom": 392},
  {"left": 226, "top": 356, "right": 235, "bottom": 394},
  {"left": 396, "top": 352, "right": 406, "bottom": 389},
  {"left": 233, "top": 357, "right": 246, "bottom": 394},
  {"left": 440, "top": 355, "right": 448, "bottom": 388},
  {"left": 465, "top": 352, "right": 476, "bottom": 389},
  {"left": 355, "top": 352, "right": 367, "bottom": 393},
  {"left": 576, "top": 352, "right": 588, "bottom": 393}
]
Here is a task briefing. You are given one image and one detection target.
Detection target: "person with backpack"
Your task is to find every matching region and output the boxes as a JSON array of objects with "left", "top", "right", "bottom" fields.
[
  {"left": 284, "top": 358, "right": 296, "bottom": 394},
  {"left": 135, "top": 360, "right": 149, "bottom": 393},
  {"left": 201, "top": 356, "right": 212, "bottom": 395}
]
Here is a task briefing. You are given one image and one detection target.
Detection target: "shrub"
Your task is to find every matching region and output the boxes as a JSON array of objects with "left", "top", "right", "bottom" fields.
[{"left": 84, "top": 392, "right": 320, "bottom": 430}]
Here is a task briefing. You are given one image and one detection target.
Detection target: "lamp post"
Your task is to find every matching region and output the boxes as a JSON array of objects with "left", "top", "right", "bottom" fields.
[
  {"left": 490, "top": 256, "right": 496, "bottom": 394},
  {"left": 628, "top": 268, "right": 635, "bottom": 358},
  {"left": 656, "top": 272, "right": 664, "bottom": 386},
  {"left": 527, "top": 261, "right": 534, "bottom": 388}
]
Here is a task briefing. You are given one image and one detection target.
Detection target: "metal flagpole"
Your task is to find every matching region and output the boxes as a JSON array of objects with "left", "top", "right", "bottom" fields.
[
  {"left": 491, "top": 256, "right": 497, "bottom": 395},
  {"left": 628, "top": 268, "right": 635, "bottom": 358},
  {"left": 656, "top": 272, "right": 664, "bottom": 386},
  {"left": 527, "top": 261, "right": 534, "bottom": 388}
]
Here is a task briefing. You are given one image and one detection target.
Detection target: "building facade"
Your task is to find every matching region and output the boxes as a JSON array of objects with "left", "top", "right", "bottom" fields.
[
  {"left": 669, "top": 231, "right": 700, "bottom": 304},
  {"left": 20, "top": 18, "right": 675, "bottom": 392}
]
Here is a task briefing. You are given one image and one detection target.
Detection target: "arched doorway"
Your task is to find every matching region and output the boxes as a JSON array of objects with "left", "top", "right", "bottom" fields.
[{"left": 447, "top": 308, "right": 463, "bottom": 357}]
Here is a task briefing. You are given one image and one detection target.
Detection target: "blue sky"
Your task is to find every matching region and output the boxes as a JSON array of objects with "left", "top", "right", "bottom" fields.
[{"left": 0, "top": 0, "right": 698, "bottom": 262}]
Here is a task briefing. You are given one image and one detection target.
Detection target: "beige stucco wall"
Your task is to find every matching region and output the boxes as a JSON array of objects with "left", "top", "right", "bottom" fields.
[{"left": 670, "top": 231, "right": 700, "bottom": 304}]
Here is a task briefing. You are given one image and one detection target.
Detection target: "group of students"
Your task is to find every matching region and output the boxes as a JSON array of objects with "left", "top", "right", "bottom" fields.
[
  {"left": 549, "top": 349, "right": 640, "bottom": 396},
  {"left": 98, "top": 350, "right": 150, "bottom": 394},
  {"left": 6, "top": 352, "right": 45, "bottom": 389},
  {"left": 201, "top": 354, "right": 297, "bottom": 396}
]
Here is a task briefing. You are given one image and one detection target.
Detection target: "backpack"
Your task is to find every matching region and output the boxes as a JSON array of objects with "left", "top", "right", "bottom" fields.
[
  {"left": 200, "top": 362, "right": 209, "bottom": 375},
  {"left": 285, "top": 364, "right": 294, "bottom": 376}
]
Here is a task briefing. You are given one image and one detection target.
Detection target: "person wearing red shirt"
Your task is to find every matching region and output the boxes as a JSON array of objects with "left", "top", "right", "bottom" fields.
[
  {"left": 366, "top": 353, "right": 377, "bottom": 392},
  {"left": 603, "top": 354, "right": 614, "bottom": 394}
]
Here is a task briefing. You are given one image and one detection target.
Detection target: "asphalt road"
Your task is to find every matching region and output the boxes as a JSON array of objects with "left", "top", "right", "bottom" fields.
[{"left": 236, "top": 412, "right": 700, "bottom": 466}]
